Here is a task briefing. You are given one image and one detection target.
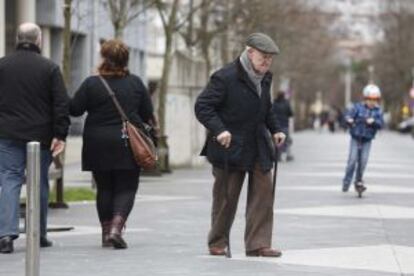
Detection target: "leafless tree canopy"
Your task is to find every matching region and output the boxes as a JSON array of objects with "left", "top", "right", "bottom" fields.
[
  {"left": 100, "top": 0, "right": 341, "bottom": 129},
  {"left": 372, "top": 0, "right": 414, "bottom": 124},
  {"left": 222, "top": 0, "right": 338, "bottom": 127},
  {"left": 102, "top": 0, "right": 155, "bottom": 38}
]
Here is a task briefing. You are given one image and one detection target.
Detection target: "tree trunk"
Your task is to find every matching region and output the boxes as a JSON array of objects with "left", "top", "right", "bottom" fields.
[
  {"left": 53, "top": 0, "right": 72, "bottom": 208},
  {"left": 155, "top": 0, "right": 180, "bottom": 172},
  {"left": 201, "top": 39, "right": 211, "bottom": 79},
  {"left": 158, "top": 32, "right": 173, "bottom": 137},
  {"left": 199, "top": 0, "right": 212, "bottom": 78},
  {"left": 157, "top": 0, "right": 179, "bottom": 137},
  {"left": 220, "top": 26, "right": 230, "bottom": 65},
  {"left": 114, "top": 25, "right": 124, "bottom": 39},
  {"left": 62, "top": 0, "right": 72, "bottom": 88}
]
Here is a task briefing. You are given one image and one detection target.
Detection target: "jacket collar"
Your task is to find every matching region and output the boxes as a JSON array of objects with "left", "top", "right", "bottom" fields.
[
  {"left": 236, "top": 58, "right": 273, "bottom": 94},
  {"left": 16, "top": 42, "right": 41, "bottom": 54}
]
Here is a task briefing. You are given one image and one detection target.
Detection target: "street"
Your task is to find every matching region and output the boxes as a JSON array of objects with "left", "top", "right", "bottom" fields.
[{"left": 1, "top": 130, "right": 414, "bottom": 276}]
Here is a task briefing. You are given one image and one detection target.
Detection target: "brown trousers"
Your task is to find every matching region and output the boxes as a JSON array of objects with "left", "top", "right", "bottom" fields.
[{"left": 208, "top": 163, "right": 275, "bottom": 252}]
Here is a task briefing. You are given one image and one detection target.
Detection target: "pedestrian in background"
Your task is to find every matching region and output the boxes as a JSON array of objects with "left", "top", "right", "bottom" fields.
[
  {"left": 70, "top": 39, "right": 153, "bottom": 249},
  {"left": 272, "top": 91, "right": 294, "bottom": 161},
  {"left": 0, "top": 23, "right": 70, "bottom": 253},
  {"left": 342, "top": 84, "right": 384, "bottom": 194},
  {"left": 195, "top": 33, "right": 286, "bottom": 257}
]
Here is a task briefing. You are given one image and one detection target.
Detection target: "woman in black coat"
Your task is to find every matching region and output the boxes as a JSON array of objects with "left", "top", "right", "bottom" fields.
[{"left": 70, "top": 39, "right": 153, "bottom": 249}]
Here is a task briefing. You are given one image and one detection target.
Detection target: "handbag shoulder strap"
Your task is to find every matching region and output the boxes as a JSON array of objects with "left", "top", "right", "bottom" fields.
[{"left": 98, "top": 75, "right": 129, "bottom": 122}]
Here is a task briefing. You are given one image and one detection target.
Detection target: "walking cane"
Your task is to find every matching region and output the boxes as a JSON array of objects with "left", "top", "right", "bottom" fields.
[
  {"left": 272, "top": 145, "right": 279, "bottom": 199},
  {"left": 223, "top": 148, "right": 232, "bottom": 258}
]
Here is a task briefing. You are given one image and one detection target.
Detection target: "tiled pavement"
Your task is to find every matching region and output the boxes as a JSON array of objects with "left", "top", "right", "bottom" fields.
[{"left": 1, "top": 130, "right": 414, "bottom": 276}]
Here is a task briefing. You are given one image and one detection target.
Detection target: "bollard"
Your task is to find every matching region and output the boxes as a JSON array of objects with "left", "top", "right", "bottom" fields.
[{"left": 26, "top": 142, "right": 41, "bottom": 276}]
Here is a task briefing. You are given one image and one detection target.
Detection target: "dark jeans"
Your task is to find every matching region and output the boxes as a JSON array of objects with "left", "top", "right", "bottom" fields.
[
  {"left": 0, "top": 138, "right": 52, "bottom": 239},
  {"left": 92, "top": 170, "right": 140, "bottom": 223}
]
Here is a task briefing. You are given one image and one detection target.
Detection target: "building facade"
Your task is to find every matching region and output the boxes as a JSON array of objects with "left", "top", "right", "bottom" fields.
[{"left": 0, "top": 0, "right": 148, "bottom": 133}]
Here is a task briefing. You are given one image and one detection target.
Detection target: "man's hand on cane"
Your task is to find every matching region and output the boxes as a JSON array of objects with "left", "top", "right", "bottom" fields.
[
  {"left": 273, "top": 132, "right": 286, "bottom": 147},
  {"left": 50, "top": 138, "right": 66, "bottom": 157},
  {"left": 216, "top": 131, "right": 232, "bottom": 148}
]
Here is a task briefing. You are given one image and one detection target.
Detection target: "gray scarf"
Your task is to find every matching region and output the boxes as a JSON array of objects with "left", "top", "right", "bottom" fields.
[{"left": 240, "top": 49, "right": 265, "bottom": 96}]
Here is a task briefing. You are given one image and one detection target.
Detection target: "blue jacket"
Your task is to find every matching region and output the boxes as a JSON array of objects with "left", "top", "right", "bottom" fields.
[{"left": 346, "top": 102, "right": 384, "bottom": 141}]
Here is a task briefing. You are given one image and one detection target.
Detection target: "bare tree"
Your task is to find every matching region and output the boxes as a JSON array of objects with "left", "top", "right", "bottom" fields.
[
  {"left": 372, "top": 0, "right": 414, "bottom": 126},
  {"left": 178, "top": 0, "right": 244, "bottom": 77},
  {"left": 153, "top": 0, "right": 180, "bottom": 140},
  {"left": 62, "top": 0, "right": 72, "bottom": 86},
  {"left": 228, "top": 0, "right": 338, "bottom": 128},
  {"left": 102, "top": 0, "right": 155, "bottom": 38}
]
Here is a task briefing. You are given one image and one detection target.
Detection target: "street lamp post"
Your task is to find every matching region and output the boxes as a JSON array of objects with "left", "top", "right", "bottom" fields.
[
  {"left": 368, "top": 65, "right": 375, "bottom": 84},
  {"left": 344, "top": 58, "right": 352, "bottom": 109}
]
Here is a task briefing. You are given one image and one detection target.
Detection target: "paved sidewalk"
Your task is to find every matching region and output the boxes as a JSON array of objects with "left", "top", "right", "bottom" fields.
[{"left": 1, "top": 131, "right": 414, "bottom": 276}]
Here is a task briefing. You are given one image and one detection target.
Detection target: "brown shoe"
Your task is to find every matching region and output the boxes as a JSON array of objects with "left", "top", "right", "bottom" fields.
[
  {"left": 209, "top": 247, "right": 226, "bottom": 256},
  {"left": 246, "top": 247, "right": 282, "bottom": 257}
]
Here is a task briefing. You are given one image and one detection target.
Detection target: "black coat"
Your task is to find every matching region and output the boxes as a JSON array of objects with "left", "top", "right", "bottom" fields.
[
  {"left": 195, "top": 59, "right": 282, "bottom": 171},
  {"left": 69, "top": 75, "right": 153, "bottom": 171},
  {"left": 0, "top": 43, "right": 70, "bottom": 146}
]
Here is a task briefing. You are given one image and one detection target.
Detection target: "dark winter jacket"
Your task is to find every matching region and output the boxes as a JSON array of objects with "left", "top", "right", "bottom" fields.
[
  {"left": 0, "top": 43, "right": 70, "bottom": 146},
  {"left": 195, "top": 58, "right": 282, "bottom": 171},
  {"left": 69, "top": 75, "right": 153, "bottom": 171},
  {"left": 346, "top": 102, "right": 384, "bottom": 141},
  {"left": 272, "top": 98, "right": 293, "bottom": 130}
]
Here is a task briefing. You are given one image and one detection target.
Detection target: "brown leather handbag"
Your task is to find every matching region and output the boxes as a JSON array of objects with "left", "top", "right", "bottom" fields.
[{"left": 99, "top": 76, "right": 157, "bottom": 170}]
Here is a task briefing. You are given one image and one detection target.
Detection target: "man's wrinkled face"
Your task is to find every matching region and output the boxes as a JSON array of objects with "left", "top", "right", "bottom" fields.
[{"left": 247, "top": 48, "right": 274, "bottom": 74}]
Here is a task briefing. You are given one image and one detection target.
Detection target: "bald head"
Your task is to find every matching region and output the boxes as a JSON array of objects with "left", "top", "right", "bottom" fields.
[{"left": 16, "top": 23, "right": 42, "bottom": 47}]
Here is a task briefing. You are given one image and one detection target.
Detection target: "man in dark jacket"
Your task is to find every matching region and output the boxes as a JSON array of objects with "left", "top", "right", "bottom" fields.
[
  {"left": 272, "top": 91, "right": 294, "bottom": 161},
  {"left": 0, "top": 23, "right": 70, "bottom": 253},
  {"left": 195, "top": 33, "right": 286, "bottom": 257}
]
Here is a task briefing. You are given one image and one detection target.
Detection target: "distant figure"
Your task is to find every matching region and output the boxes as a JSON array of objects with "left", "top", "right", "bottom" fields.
[
  {"left": 70, "top": 39, "right": 154, "bottom": 249},
  {"left": 0, "top": 23, "right": 70, "bottom": 253},
  {"left": 342, "top": 84, "right": 384, "bottom": 196},
  {"left": 272, "top": 91, "right": 294, "bottom": 161},
  {"left": 327, "top": 106, "right": 338, "bottom": 133},
  {"left": 195, "top": 33, "right": 286, "bottom": 257}
]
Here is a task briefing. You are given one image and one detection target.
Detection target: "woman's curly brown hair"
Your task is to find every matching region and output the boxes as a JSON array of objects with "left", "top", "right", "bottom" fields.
[{"left": 98, "top": 39, "right": 129, "bottom": 77}]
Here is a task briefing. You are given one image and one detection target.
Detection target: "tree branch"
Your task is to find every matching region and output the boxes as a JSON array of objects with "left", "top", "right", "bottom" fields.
[{"left": 154, "top": 0, "right": 168, "bottom": 30}]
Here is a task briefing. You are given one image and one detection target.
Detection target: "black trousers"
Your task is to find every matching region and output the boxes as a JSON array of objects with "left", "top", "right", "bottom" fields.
[{"left": 92, "top": 169, "right": 140, "bottom": 223}]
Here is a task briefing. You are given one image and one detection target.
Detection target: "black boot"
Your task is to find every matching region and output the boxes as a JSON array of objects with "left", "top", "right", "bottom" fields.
[
  {"left": 0, "top": 236, "right": 14, "bottom": 254},
  {"left": 101, "top": 221, "right": 112, "bottom": 247},
  {"left": 108, "top": 215, "right": 127, "bottom": 249},
  {"left": 40, "top": 236, "right": 53, "bottom": 248}
]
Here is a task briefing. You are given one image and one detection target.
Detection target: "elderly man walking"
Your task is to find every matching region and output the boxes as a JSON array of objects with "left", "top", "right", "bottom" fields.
[
  {"left": 0, "top": 23, "right": 70, "bottom": 253},
  {"left": 195, "top": 33, "right": 286, "bottom": 257}
]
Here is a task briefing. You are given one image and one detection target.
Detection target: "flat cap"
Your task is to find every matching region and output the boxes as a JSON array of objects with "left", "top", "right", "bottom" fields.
[{"left": 245, "top": 33, "right": 280, "bottom": 55}]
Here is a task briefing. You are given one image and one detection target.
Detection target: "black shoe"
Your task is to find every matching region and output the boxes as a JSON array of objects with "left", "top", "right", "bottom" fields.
[
  {"left": 342, "top": 184, "right": 350, "bottom": 192},
  {"left": 355, "top": 185, "right": 367, "bottom": 193},
  {"left": 40, "top": 237, "right": 53, "bottom": 248},
  {"left": 355, "top": 182, "right": 367, "bottom": 198},
  {"left": 0, "top": 236, "right": 14, "bottom": 254}
]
